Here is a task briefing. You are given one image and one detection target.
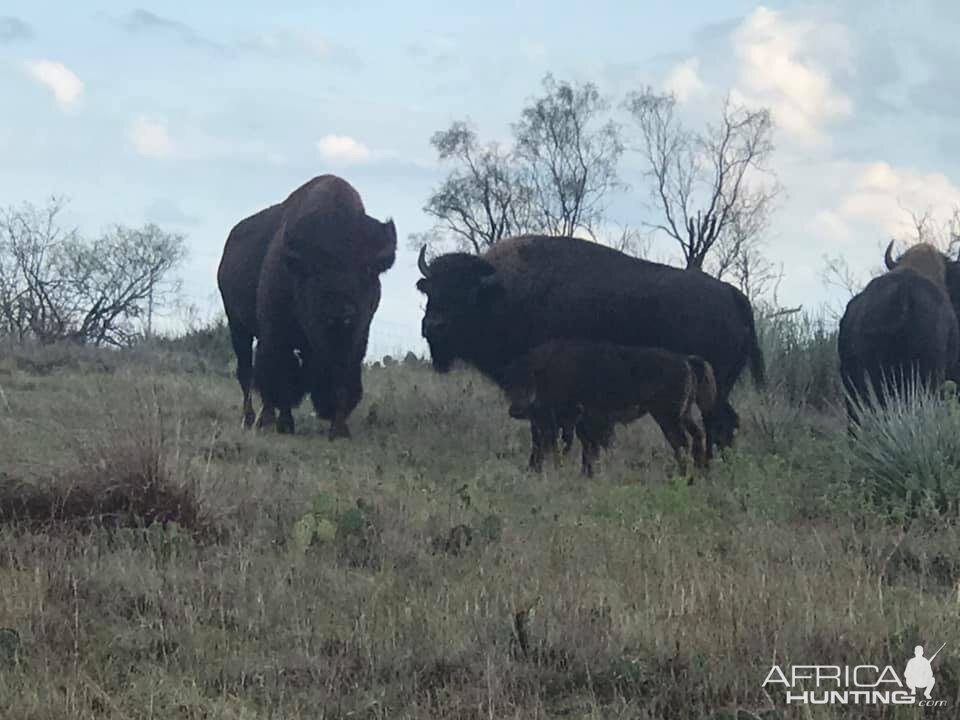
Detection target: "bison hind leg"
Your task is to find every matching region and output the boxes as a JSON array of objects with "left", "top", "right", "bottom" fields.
[
  {"left": 527, "top": 417, "right": 546, "bottom": 472},
  {"left": 682, "top": 414, "right": 708, "bottom": 477},
  {"left": 228, "top": 322, "right": 256, "bottom": 429}
]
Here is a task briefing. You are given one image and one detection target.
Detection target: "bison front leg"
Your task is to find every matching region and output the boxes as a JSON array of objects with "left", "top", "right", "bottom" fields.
[
  {"left": 575, "top": 413, "right": 613, "bottom": 477},
  {"left": 277, "top": 407, "right": 295, "bottom": 434},
  {"left": 255, "top": 403, "right": 277, "bottom": 430},
  {"left": 329, "top": 387, "right": 352, "bottom": 440},
  {"left": 241, "top": 393, "right": 256, "bottom": 430},
  {"left": 323, "top": 359, "right": 362, "bottom": 441},
  {"left": 255, "top": 403, "right": 296, "bottom": 434},
  {"left": 654, "top": 412, "right": 692, "bottom": 479},
  {"left": 527, "top": 404, "right": 560, "bottom": 471},
  {"left": 253, "top": 343, "right": 305, "bottom": 434},
  {"left": 557, "top": 404, "right": 582, "bottom": 458},
  {"left": 702, "top": 400, "right": 738, "bottom": 458}
]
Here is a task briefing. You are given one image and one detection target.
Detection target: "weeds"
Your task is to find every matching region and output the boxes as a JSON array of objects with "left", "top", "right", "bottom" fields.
[
  {"left": 0, "top": 316, "right": 957, "bottom": 718},
  {"left": 846, "top": 375, "right": 960, "bottom": 519}
]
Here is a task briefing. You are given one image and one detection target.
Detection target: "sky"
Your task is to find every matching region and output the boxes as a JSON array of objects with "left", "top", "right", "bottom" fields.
[{"left": 3, "top": 1, "right": 960, "bottom": 358}]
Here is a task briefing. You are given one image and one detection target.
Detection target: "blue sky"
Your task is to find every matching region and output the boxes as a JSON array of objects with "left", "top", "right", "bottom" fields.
[{"left": 3, "top": 2, "right": 960, "bottom": 357}]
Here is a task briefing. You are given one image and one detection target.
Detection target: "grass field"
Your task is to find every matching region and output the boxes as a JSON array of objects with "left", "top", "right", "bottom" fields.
[{"left": 0, "top": 322, "right": 958, "bottom": 719}]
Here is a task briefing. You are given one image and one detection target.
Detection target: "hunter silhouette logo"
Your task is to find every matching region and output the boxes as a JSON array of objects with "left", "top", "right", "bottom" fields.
[
  {"left": 905, "top": 643, "right": 944, "bottom": 700},
  {"left": 762, "top": 642, "right": 948, "bottom": 707}
]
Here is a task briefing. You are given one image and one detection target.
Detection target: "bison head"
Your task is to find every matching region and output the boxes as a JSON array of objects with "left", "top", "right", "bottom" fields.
[
  {"left": 500, "top": 355, "right": 534, "bottom": 419},
  {"left": 884, "top": 239, "right": 950, "bottom": 291},
  {"left": 415, "top": 245, "right": 503, "bottom": 372},
  {"left": 284, "top": 215, "right": 396, "bottom": 350}
]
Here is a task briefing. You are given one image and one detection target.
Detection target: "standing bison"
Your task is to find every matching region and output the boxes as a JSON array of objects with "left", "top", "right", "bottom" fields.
[
  {"left": 838, "top": 241, "right": 959, "bottom": 425},
  {"left": 503, "top": 339, "right": 717, "bottom": 476},
  {"left": 217, "top": 175, "right": 396, "bottom": 438},
  {"left": 415, "top": 234, "right": 765, "bottom": 453}
]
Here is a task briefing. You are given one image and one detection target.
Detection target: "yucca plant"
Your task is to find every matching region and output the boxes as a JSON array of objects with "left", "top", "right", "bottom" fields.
[{"left": 845, "top": 373, "right": 960, "bottom": 519}]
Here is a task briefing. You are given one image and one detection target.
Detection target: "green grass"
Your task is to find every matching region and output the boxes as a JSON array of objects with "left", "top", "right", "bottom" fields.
[{"left": 0, "top": 334, "right": 958, "bottom": 719}]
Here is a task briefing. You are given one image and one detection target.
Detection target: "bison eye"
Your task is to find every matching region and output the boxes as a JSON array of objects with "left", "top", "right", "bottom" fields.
[{"left": 367, "top": 258, "right": 392, "bottom": 276}]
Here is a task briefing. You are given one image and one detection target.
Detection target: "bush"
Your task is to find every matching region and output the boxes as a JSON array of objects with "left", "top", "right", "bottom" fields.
[
  {"left": 149, "top": 315, "right": 233, "bottom": 372},
  {"left": 0, "top": 381, "right": 217, "bottom": 538},
  {"left": 755, "top": 308, "right": 840, "bottom": 409},
  {"left": 845, "top": 378, "right": 960, "bottom": 519}
]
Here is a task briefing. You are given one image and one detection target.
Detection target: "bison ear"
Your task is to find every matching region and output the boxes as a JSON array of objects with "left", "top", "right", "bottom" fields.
[
  {"left": 383, "top": 218, "right": 397, "bottom": 245},
  {"left": 416, "top": 277, "right": 431, "bottom": 295}
]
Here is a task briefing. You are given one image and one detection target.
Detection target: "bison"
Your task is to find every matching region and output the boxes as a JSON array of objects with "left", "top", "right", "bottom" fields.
[
  {"left": 217, "top": 175, "right": 396, "bottom": 438},
  {"left": 415, "top": 234, "right": 764, "bottom": 454},
  {"left": 838, "top": 240, "right": 960, "bottom": 426},
  {"left": 503, "top": 339, "right": 717, "bottom": 476}
]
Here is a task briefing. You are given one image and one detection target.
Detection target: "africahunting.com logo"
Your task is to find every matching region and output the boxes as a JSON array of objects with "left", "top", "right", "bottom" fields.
[{"left": 762, "top": 643, "right": 947, "bottom": 707}]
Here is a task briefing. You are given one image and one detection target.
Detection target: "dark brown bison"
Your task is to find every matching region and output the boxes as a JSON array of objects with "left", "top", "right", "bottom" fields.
[
  {"left": 217, "top": 175, "right": 396, "bottom": 438},
  {"left": 415, "top": 234, "right": 764, "bottom": 454},
  {"left": 503, "top": 339, "right": 717, "bottom": 476},
  {"left": 839, "top": 241, "right": 960, "bottom": 426}
]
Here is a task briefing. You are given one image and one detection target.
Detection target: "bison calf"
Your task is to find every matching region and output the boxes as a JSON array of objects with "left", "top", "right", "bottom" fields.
[{"left": 504, "top": 340, "right": 717, "bottom": 477}]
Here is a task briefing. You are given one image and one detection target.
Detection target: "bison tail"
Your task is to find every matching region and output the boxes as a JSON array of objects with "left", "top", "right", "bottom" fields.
[
  {"left": 749, "top": 325, "right": 767, "bottom": 389},
  {"left": 687, "top": 355, "right": 718, "bottom": 415},
  {"left": 740, "top": 295, "right": 767, "bottom": 389},
  {"left": 734, "top": 289, "right": 767, "bottom": 389}
]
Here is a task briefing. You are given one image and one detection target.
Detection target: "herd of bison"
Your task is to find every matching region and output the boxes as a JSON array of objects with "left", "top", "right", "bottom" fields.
[{"left": 215, "top": 174, "right": 960, "bottom": 477}]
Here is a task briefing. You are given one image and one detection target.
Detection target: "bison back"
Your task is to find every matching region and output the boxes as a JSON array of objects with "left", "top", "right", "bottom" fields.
[
  {"left": 218, "top": 202, "right": 285, "bottom": 337},
  {"left": 483, "top": 236, "right": 754, "bottom": 394},
  {"left": 839, "top": 272, "right": 959, "bottom": 398}
]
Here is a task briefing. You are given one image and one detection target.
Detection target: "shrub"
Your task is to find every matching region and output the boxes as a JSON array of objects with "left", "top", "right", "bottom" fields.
[
  {"left": 0, "top": 382, "right": 217, "bottom": 538},
  {"left": 845, "top": 377, "right": 960, "bottom": 519},
  {"left": 755, "top": 308, "right": 840, "bottom": 408}
]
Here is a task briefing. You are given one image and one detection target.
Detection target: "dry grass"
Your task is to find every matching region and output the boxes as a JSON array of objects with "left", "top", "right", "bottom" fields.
[{"left": 0, "top": 340, "right": 957, "bottom": 718}]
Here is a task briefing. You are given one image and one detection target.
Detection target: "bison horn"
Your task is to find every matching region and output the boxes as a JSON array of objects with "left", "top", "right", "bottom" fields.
[
  {"left": 418, "top": 244, "right": 431, "bottom": 277},
  {"left": 884, "top": 239, "right": 897, "bottom": 270}
]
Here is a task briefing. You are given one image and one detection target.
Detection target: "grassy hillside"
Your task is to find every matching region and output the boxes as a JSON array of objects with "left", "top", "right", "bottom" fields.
[{"left": 0, "top": 325, "right": 958, "bottom": 719}]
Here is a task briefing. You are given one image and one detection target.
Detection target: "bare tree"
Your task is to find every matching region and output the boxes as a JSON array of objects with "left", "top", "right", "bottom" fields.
[
  {"left": 625, "top": 89, "right": 780, "bottom": 273},
  {"left": 822, "top": 203, "right": 960, "bottom": 309},
  {"left": 894, "top": 202, "right": 960, "bottom": 257},
  {"left": 713, "top": 199, "right": 783, "bottom": 302},
  {"left": 416, "top": 74, "right": 624, "bottom": 254},
  {"left": 512, "top": 74, "right": 624, "bottom": 239},
  {"left": 0, "top": 197, "right": 78, "bottom": 341},
  {"left": 821, "top": 253, "right": 868, "bottom": 301},
  {"left": 0, "top": 198, "right": 187, "bottom": 346},
  {"left": 416, "top": 122, "right": 534, "bottom": 254}
]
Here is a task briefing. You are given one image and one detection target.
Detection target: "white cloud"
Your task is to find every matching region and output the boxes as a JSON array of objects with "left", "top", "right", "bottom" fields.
[
  {"left": 241, "top": 30, "right": 330, "bottom": 59},
  {"left": 24, "top": 60, "right": 84, "bottom": 110},
  {"left": 316, "top": 134, "right": 371, "bottom": 164},
  {"left": 829, "top": 162, "right": 960, "bottom": 241},
  {"left": 731, "top": 7, "right": 852, "bottom": 145},
  {"left": 238, "top": 30, "right": 359, "bottom": 67},
  {"left": 128, "top": 116, "right": 176, "bottom": 159},
  {"left": 665, "top": 57, "right": 705, "bottom": 103}
]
